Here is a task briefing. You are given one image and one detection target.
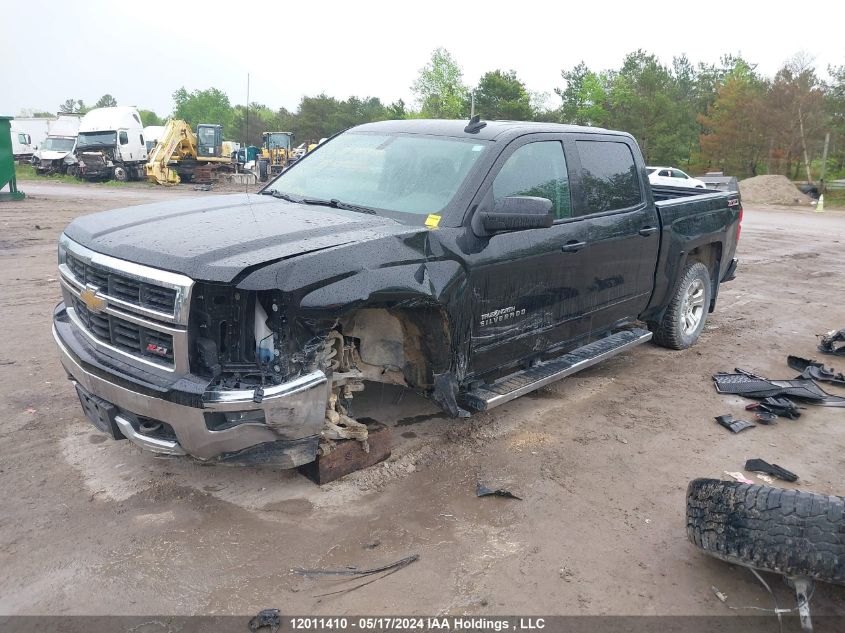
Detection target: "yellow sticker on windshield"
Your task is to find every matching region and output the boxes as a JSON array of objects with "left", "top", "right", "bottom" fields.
[{"left": 425, "top": 214, "right": 442, "bottom": 228}]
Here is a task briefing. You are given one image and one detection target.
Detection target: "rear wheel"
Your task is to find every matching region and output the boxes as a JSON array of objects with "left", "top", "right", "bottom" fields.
[
  {"left": 113, "top": 166, "right": 128, "bottom": 182},
  {"left": 650, "top": 261, "right": 711, "bottom": 349},
  {"left": 687, "top": 478, "right": 845, "bottom": 585}
]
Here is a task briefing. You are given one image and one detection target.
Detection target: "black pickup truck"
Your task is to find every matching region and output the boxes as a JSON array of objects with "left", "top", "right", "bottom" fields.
[{"left": 53, "top": 119, "right": 741, "bottom": 469}]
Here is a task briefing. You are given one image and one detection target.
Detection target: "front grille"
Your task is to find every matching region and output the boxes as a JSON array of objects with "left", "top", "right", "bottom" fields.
[
  {"left": 66, "top": 253, "right": 177, "bottom": 314},
  {"left": 73, "top": 297, "right": 175, "bottom": 365}
]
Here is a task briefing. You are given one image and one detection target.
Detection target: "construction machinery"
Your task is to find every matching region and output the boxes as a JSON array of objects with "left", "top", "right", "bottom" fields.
[
  {"left": 146, "top": 119, "right": 238, "bottom": 185},
  {"left": 257, "top": 131, "right": 295, "bottom": 181}
]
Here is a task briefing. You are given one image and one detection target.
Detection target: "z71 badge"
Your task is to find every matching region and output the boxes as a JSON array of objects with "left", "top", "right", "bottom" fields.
[{"left": 480, "top": 306, "right": 526, "bottom": 327}]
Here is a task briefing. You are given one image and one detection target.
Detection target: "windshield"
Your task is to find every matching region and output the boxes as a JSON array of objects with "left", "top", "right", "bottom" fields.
[
  {"left": 268, "top": 133, "right": 292, "bottom": 150},
  {"left": 266, "top": 132, "right": 489, "bottom": 216},
  {"left": 78, "top": 131, "right": 117, "bottom": 148},
  {"left": 42, "top": 137, "right": 75, "bottom": 152},
  {"left": 198, "top": 127, "right": 216, "bottom": 145}
]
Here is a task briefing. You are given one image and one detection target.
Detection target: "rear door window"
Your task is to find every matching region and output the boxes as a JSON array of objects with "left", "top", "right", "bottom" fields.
[
  {"left": 575, "top": 140, "right": 642, "bottom": 214},
  {"left": 493, "top": 141, "right": 572, "bottom": 220}
]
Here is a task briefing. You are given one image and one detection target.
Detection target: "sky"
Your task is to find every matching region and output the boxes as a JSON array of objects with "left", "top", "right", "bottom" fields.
[{"left": 3, "top": 0, "right": 843, "bottom": 118}]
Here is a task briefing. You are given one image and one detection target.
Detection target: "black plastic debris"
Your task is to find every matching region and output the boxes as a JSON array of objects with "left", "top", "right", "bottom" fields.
[
  {"left": 818, "top": 329, "right": 845, "bottom": 356},
  {"left": 745, "top": 397, "right": 802, "bottom": 420},
  {"left": 744, "top": 459, "right": 799, "bottom": 482},
  {"left": 294, "top": 554, "right": 419, "bottom": 598},
  {"left": 294, "top": 554, "right": 419, "bottom": 578},
  {"left": 713, "top": 369, "right": 845, "bottom": 407},
  {"left": 753, "top": 410, "right": 778, "bottom": 424},
  {"left": 714, "top": 414, "right": 755, "bottom": 433},
  {"left": 249, "top": 609, "right": 281, "bottom": 632},
  {"left": 476, "top": 483, "right": 522, "bottom": 500},
  {"left": 788, "top": 355, "right": 845, "bottom": 387}
]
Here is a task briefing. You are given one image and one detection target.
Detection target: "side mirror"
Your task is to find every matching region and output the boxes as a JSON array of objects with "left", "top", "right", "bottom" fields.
[{"left": 479, "top": 196, "right": 554, "bottom": 233}]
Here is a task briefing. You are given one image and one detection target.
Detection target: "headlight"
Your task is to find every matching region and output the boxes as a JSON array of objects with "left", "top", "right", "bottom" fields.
[{"left": 58, "top": 235, "right": 68, "bottom": 266}]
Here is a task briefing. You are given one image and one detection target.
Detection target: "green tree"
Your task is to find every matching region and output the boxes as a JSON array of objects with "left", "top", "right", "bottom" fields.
[
  {"left": 699, "top": 65, "right": 769, "bottom": 176},
  {"left": 172, "top": 87, "right": 233, "bottom": 135},
  {"left": 605, "top": 50, "right": 688, "bottom": 165},
  {"left": 555, "top": 62, "right": 610, "bottom": 126},
  {"left": 139, "top": 110, "right": 164, "bottom": 127},
  {"left": 59, "top": 98, "right": 88, "bottom": 114},
  {"left": 826, "top": 64, "right": 845, "bottom": 176},
  {"left": 94, "top": 94, "right": 117, "bottom": 108},
  {"left": 473, "top": 70, "right": 534, "bottom": 120},
  {"left": 411, "top": 48, "right": 468, "bottom": 118},
  {"left": 767, "top": 55, "right": 827, "bottom": 180}
]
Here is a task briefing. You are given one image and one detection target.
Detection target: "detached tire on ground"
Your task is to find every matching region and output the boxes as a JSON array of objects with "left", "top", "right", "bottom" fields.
[
  {"left": 686, "top": 478, "right": 845, "bottom": 585},
  {"left": 650, "top": 261, "right": 711, "bottom": 349}
]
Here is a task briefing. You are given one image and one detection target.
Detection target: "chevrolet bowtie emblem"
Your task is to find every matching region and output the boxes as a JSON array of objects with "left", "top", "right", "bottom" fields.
[{"left": 80, "top": 284, "right": 107, "bottom": 313}]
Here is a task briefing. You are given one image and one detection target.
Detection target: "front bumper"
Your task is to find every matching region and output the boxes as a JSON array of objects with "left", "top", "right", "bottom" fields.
[{"left": 54, "top": 304, "right": 328, "bottom": 467}]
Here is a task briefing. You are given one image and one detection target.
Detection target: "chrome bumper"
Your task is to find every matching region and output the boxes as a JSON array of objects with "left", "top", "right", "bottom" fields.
[{"left": 54, "top": 324, "right": 328, "bottom": 464}]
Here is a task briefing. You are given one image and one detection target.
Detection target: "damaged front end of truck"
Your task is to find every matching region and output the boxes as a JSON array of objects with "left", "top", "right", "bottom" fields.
[{"left": 53, "top": 219, "right": 462, "bottom": 472}]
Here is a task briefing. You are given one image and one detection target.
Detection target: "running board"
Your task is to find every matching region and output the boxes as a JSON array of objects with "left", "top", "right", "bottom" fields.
[{"left": 462, "top": 328, "right": 652, "bottom": 412}]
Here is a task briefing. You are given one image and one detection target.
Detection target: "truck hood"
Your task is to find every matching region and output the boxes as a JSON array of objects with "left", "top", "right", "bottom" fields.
[
  {"left": 37, "top": 150, "right": 71, "bottom": 161},
  {"left": 63, "top": 193, "right": 414, "bottom": 283}
]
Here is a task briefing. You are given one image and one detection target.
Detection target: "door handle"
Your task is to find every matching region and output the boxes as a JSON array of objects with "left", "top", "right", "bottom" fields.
[
  {"left": 638, "top": 226, "right": 658, "bottom": 237},
  {"left": 561, "top": 240, "right": 586, "bottom": 253}
]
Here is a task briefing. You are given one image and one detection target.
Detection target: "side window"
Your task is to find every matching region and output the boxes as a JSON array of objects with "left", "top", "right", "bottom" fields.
[
  {"left": 139, "top": 134, "right": 145, "bottom": 146},
  {"left": 658, "top": 169, "right": 671, "bottom": 177},
  {"left": 119, "top": 131, "right": 129, "bottom": 145},
  {"left": 492, "top": 141, "right": 572, "bottom": 220},
  {"left": 575, "top": 140, "right": 642, "bottom": 214},
  {"left": 673, "top": 170, "right": 688, "bottom": 179}
]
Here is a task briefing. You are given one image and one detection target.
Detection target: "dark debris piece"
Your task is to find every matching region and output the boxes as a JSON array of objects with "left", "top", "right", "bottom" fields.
[
  {"left": 294, "top": 554, "right": 419, "bottom": 578},
  {"left": 818, "top": 329, "right": 845, "bottom": 356},
  {"left": 745, "top": 397, "right": 802, "bottom": 420},
  {"left": 713, "top": 370, "right": 845, "bottom": 407},
  {"left": 714, "top": 414, "right": 755, "bottom": 434},
  {"left": 745, "top": 458, "right": 798, "bottom": 483},
  {"left": 249, "top": 609, "right": 281, "bottom": 632},
  {"left": 476, "top": 483, "right": 522, "bottom": 500},
  {"left": 788, "top": 355, "right": 845, "bottom": 387}
]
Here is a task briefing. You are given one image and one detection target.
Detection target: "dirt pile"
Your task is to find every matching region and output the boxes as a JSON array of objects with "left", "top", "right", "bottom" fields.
[{"left": 739, "top": 175, "right": 811, "bottom": 206}]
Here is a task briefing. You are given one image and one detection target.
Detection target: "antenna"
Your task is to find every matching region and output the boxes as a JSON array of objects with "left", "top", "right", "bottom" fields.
[{"left": 245, "top": 73, "right": 250, "bottom": 194}]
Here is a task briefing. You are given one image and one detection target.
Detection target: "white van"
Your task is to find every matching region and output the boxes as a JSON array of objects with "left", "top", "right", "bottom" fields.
[
  {"left": 10, "top": 118, "right": 51, "bottom": 160},
  {"left": 33, "top": 115, "right": 81, "bottom": 175},
  {"left": 76, "top": 107, "right": 148, "bottom": 181}
]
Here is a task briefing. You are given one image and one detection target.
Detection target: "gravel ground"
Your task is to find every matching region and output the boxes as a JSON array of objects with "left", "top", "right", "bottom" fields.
[{"left": 1, "top": 181, "right": 843, "bottom": 618}]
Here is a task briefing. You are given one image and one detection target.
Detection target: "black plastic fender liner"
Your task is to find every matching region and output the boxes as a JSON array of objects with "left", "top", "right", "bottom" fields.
[
  {"left": 788, "top": 355, "right": 845, "bottom": 387},
  {"left": 818, "top": 329, "right": 845, "bottom": 356},
  {"left": 713, "top": 370, "right": 845, "bottom": 407}
]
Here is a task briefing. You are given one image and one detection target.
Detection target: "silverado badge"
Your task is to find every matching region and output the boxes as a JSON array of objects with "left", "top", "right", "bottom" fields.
[{"left": 80, "top": 285, "right": 107, "bottom": 313}]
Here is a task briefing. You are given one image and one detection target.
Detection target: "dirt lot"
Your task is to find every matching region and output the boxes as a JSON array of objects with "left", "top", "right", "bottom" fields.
[{"left": 1, "top": 181, "right": 844, "bottom": 618}]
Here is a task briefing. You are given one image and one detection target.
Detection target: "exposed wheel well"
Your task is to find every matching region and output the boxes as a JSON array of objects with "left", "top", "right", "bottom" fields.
[{"left": 339, "top": 306, "right": 451, "bottom": 390}]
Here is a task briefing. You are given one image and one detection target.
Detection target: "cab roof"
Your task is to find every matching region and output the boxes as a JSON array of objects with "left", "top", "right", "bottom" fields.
[{"left": 351, "top": 118, "right": 628, "bottom": 142}]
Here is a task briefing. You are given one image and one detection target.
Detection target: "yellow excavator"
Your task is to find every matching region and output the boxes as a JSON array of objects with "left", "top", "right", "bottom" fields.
[{"left": 146, "top": 120, "right": 237, "bottom": 185}]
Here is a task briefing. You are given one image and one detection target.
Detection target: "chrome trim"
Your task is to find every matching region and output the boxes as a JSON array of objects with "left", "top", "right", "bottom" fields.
[
  {"left": 65, "top": 300, "right": 187, "bottom": 373},
  {"left": 114, "top": 414, "right": 187, "bottom": 456},
  {"left": 55, "top": 324, "right": 327, "bottom": 461},
  {"left": 58, "top": 233, "right": 194, "bottom": 325},
  {"left": 59, "top": 264, "right": 177, "bottom": 323},
  {"left": 58, "top": 233, "right": 194, "bottom": 373},
  {"left": 473, "top": 331, "right": 653, "bottom": 411},
  {"left": 203, "top": 370, "right": 328, "bottom": 410}
]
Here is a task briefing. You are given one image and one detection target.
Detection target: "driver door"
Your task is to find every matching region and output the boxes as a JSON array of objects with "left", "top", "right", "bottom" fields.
[{"left": 465, "top": 136, "right": 591, "bottom": 377}]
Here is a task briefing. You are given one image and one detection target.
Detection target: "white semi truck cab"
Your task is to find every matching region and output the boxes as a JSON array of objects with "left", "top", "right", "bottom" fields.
[{"left": 76, "top": 107, "right": 148, "bottom": 181}]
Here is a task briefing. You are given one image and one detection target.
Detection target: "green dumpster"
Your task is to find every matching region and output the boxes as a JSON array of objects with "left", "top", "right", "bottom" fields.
[{"left": 0, "top": 116, "right": 25, "bottom": 201}]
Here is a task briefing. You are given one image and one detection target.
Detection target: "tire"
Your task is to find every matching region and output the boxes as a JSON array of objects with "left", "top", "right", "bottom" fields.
[
  {"left": 650, "top": 261, "right": 711, "bottom": 349},
  {"left": 66, "top": 166, "right": 79, "bottom": 179},
  {"left": 113, "top": 166, "right": 128, "bottom": 182},
  {"left": 687, "top": 479, "right": 845, "bottom": 585}
]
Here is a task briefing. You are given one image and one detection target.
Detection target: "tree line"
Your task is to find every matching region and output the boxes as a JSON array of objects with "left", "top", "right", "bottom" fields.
[{"left": 47, "top": 47, "right": 845, "bottom": 180}]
